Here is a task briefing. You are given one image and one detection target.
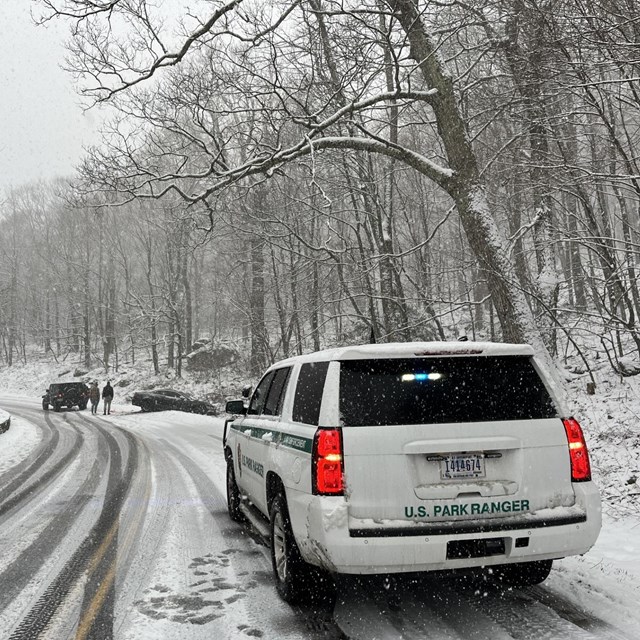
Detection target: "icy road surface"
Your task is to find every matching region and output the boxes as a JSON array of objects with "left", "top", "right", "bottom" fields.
[{"left": 0, "top": 395, "right": 639, "bottom": 640}]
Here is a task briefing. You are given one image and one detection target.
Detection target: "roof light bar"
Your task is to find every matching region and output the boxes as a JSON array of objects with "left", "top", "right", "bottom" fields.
[{"left": 401, "top": 373, "right": 443, "bottom": 382}]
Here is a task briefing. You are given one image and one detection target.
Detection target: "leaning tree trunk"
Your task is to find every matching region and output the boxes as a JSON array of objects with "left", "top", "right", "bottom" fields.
[{"left": 391, "top": 0, "right": 548, "bottom": 359}]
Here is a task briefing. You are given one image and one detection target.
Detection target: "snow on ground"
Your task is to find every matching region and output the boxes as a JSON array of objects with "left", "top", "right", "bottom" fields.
[
  {"left": 0, "top": 412, "right": 42, "bottom": 475},
  {"left": 1, "top": 355, "right": 640, "bottom": 636},
  {"left": 572, "top": 376, "right": 640, "bottom": 519},
  {"left": 548, "top": 517, "right": 640, "bottom": 638}
]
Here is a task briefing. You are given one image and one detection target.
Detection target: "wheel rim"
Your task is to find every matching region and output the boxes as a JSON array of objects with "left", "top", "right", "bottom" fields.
[{"left": 273, "top": 511, "right": 288, "bottom": 583}]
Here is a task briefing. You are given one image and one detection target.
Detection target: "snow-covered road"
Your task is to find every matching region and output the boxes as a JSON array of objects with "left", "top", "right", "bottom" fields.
[
  {"left": 0, "top": 398, "right": 337, "bottom": 639},
  {"left": 1, "top": 395, "right": 639, "bottom": 639}
]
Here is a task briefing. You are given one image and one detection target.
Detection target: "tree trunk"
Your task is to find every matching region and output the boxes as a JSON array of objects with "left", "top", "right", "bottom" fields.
[
  {"left": 310, "top": 259, "right": 321, "bottom": 352},
  {"left": 271, "top": 245, "right": 290, "bottom": 358},
  {"left": 391, "top": 0, "right": 547, "bottom": 357},
  {"left": 249, "top": 235, "right": 267, "bottom": 374},
  {"left": 83, "top": 266, "right": 91, "bottom": 369},
  {"left": 145, "top": 242, "right": 160, "bottom": 375},
  {"left": 103, "top": 257, "right": 116, "bottom": 371},
  {"left": 289, "top": 249, "right": 303, "bottom": 356}
]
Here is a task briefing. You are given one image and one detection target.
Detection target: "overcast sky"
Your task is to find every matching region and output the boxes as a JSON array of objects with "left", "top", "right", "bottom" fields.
[{"left": 1, "top": 0, "right": 103, "bottom": 195}]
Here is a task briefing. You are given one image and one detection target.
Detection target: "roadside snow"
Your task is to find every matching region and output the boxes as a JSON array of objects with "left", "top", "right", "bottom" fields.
[
  {"left": 592, "top": 515, "right": 640, "bottom": 574},
  {"left": 0, "top": 415, "right": 42, "bottom": 475},
  {"left": 547, "top": 516, "right": 640, "bottom": 638}
]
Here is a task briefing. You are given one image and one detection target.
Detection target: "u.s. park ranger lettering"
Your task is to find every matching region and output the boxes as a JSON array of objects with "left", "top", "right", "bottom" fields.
[{"left": 404, "top": 499, "right": 530, "bottom": 519}]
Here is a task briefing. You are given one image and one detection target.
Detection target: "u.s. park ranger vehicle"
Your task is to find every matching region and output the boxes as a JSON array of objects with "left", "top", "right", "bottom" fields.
[{"left": 223, "top": 342, "right": 601, "bottom": 603}]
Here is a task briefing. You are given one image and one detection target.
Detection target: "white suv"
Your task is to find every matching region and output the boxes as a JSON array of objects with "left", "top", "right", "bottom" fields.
[{"left": 223, "top": 342, "right": 601, "bottom": 602}]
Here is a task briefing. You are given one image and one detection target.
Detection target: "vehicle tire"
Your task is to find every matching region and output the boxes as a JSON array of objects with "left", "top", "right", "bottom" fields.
[
  {"left": 491, "top": 559, "right": 553, "bottom": 588},
  {"left": 42, "top": 401, "right": 49, "bottom": 411},
  {"left": 141, "top": 402, "right": 151, "bottom": 412},
  {"left": 226, "top": 460, "right": 245, "bottom": 523},
  {"left": 53, "top": 403, "right": 62, "bottom": 412},
  {"left": 79, "top": 402, "right": 87, "bottom": 410},
  {"left": 270, "top": 492, "right": 315, "bottom": 604}
]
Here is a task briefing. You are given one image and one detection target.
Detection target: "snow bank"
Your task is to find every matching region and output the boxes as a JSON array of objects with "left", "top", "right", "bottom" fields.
[
  {"left": 0, "top": 407, "right": 10, "bottom": 432},
  {"left": 0, "top": 416, "right": 41, "bottom": 475}
]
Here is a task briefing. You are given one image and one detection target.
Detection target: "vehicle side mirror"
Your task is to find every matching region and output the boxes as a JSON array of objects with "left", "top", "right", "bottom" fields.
[
  {"left": 241, "top": 385, "right": 253, "bottom": 398},
  {"left": 226, "top": 399, "right": 247, "bottom": 415}
]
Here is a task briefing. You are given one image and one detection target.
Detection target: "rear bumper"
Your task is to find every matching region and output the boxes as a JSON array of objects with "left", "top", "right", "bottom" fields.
[
  {"left": 288, "top": 482, "right": 602, "bottom": 574},
  {"left": 348, "top": 510, "right": 586, "bottom": 537}
]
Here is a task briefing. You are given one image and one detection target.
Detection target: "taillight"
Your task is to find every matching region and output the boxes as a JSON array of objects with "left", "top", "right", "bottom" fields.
[
  {"left": 562, "top": 418, "right": 592, "bottom": 482},
  {"left": 312, "top": 428, "right": 344, "bottom": 495}
]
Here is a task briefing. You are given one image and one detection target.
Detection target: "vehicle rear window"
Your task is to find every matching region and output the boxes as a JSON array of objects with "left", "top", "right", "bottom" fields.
[
  {"left": 339, "top": 356, "right": 557, "bottom": 426},
  {"left": 293, "top": 362, "right": 329, "bottom": 425}
]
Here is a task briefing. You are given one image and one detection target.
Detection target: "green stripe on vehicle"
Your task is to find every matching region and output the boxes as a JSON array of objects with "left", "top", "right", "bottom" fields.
[{"left": 228, "top": 422, "right": 312, "bottom": 453}]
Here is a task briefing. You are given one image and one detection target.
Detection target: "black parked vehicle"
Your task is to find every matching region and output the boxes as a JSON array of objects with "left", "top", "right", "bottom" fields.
[
  {"left": 43, "top": 382, "right": 90, "bottom": 412},
  {"left": 131, "top": 389, "right": 218, "bottom": 415}
]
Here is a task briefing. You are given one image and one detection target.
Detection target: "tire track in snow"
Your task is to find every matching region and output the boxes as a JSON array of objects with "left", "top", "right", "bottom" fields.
[
  {"left": 0, "top": 441, "right": 106, "bottom": 611},
  {"left": 458, "top": 583, "right": 600, "bottom": 640},
  {"left": 527, "top": 585, "right": 635, "bottom": 640},
  {"left": 334, "top": 572, "right": 632, "bottom": 640},
  {"left": 334, "top": 575, "right": 517, "bottom": 640},
  {"left": 74, "top": 420, "right": 139, "bottom": 640},
  {"left": 110, "top": 438, "right": 175, "bottom": 637},
  {"left": 7, "top": 419, "right": 139, "bottom": 640},
  {"left": 0, "top": 412, "right": 57, "bottom": 507},
  {"left": 0, "top": 419, "right": 84, "bottom": 519}
]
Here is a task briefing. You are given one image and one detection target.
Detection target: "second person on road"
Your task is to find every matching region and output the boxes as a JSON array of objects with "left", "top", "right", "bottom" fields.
[{"left": 102, "top": 380, "right": 114, "bottom": 415}]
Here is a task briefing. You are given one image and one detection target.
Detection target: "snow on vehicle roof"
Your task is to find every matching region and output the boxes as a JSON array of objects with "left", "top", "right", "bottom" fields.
[{"left": 270, "top": 341, "right": 535, "bottom": 368}]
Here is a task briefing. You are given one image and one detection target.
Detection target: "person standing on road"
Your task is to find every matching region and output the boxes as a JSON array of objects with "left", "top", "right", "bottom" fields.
[
  {"left": 89, "top": 381, "right": 100, "bottom": 414},
  {"left": 102, "top": 380, "right": 114, "bottom": 415}
]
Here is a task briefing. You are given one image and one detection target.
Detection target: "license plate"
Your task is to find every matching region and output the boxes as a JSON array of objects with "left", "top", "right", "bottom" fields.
[{"left": 440, "top": 453, "right": 485, "bottom": 479}]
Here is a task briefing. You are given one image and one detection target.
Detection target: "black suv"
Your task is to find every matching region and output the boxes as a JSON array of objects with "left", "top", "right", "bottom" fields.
[{"left": 43, "top": 382, "right": 90, "bottom": 412}]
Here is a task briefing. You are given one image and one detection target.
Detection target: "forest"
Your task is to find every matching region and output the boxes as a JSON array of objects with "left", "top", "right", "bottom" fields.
[{"left": 1, "top": 0, "right": 639, "bottom": 382}]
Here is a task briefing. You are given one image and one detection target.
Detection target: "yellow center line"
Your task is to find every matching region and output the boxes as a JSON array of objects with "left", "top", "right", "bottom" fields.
[
  {"left": 86, "top": 519, "right": 119, "bottom": 575},
  {"left": 74, "top": 451, "right": 153, "bottom": 638},
  {"left": 74, "top": 562, "right": 118, "bottom": 640}
]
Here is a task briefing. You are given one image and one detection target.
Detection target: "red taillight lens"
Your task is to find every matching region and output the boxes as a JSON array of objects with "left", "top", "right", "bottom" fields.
[
  {"left": 313, "top": 428, "right": 344, "bottom": 495},
  {"left": 563, "top": 418, "right": 592, "bottom": 482}
]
